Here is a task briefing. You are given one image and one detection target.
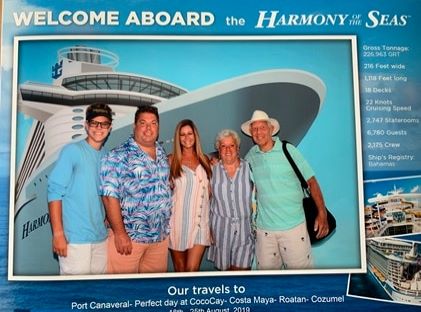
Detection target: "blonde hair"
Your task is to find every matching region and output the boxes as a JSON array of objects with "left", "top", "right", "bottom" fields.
[{"left": 170, "top": 119, "right": 212, "bottom": 181}]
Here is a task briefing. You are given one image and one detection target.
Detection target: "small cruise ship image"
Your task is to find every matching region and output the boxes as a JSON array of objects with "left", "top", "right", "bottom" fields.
[
  {"left": 367, "top": 237, "right": 421, "bottom": 305},
  {"left": 12, "top": 45, "right": 326, "bottom": 276},
  {"left": 365, "top": 186, "right": 421, "bottom": 238}
]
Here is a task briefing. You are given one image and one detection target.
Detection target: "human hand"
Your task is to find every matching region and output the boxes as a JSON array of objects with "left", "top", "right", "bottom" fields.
[
  {"left": 209, "top": 155, "right": 219, "bottom": 166},
  {"left": 52, "top": 232, "right": 68, "bottom": 257},
  {"left": 114, "top": 232, "right": 133, "bottom": 255},
  {"left": 314, "top": 211, "right": 329, "bottom": 239}
]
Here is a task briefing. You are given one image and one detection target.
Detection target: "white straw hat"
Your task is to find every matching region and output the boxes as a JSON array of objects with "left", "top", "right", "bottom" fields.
[{"left": 241, "top": 110, "right": 280, "bottom": 136}]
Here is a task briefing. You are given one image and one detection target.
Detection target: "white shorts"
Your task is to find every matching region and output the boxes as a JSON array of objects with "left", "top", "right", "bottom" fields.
[
  {"left": 255, "top": 222, "right": 313, "bottom": 270},
  {"left": 59, "top": 240, "right": 107, "bottom": 275}
]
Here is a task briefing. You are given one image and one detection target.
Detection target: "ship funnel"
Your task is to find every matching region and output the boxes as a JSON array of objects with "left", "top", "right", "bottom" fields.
[
  {"left": 58, "top": 46, "right": 119, "bottom": 67},
  {"left": 66, "top": 46, "right": 102, "bottom": 64},
  {"left": 52, "top": 46, "right": 119, "bottom": 85}
]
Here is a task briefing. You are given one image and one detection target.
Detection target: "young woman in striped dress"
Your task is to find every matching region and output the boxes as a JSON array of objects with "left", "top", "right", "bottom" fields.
[{"left": 168, "top": 119, "right": 212, "bottom": 272}]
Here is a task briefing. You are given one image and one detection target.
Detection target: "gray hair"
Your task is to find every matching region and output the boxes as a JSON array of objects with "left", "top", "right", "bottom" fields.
[{"left": 215, "top": 129, "right": 241, "bottom": 150}]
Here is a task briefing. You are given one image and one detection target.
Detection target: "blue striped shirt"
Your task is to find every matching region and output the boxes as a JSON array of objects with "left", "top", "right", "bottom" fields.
[{"left": 210, "top": 159, "right": 253, "bottom": 220}]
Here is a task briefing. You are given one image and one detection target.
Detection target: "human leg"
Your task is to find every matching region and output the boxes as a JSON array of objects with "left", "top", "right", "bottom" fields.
[
  {"left": 59, "top": 244, "right": 91, "bottom": 275},
  {"left": 170, "top": 249, "right": 187, "bottom": 272},
  {"left": 107, "top": 231, "right": 142, "bottom": 274},
  {"left": 278, "top": 222, "right": 313, "bottom": 269},
  {"left": 255, "top": 228, "right": 283, "bottom": 270},
  {"left": 90, "top": 240, "right": 107, "bottom": 274},
  {"left": 185, "top": 244, "right": 206, "bottom": 271}
]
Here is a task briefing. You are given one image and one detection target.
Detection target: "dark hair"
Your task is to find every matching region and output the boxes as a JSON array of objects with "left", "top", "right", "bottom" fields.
[
  {"left": 86, "top": 103, "right": 113, "bottom": 121},
  {"left": 134, "top": 105, "right": 159, "bottom": 123}
]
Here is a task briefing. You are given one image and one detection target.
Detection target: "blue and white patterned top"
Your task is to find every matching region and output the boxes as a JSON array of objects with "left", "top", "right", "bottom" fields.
[{"left": 99, "top": 136, "right": 172, "bottom": 244}]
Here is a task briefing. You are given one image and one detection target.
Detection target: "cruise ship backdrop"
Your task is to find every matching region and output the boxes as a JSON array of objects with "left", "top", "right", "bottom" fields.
[
  {"left": 367, "top": 237, "right": 421, "bottom": 304},
  {"left": 11, "top": 43, "right": 357, "bottom": 276}
]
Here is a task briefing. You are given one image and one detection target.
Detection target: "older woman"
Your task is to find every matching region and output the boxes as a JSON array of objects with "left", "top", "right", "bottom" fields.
[
  {"left": 168, "top": 119, "right": 212, "bottom": 272},
  {"left": 208, "top": 129, "right": 254, "bottom": 270}
]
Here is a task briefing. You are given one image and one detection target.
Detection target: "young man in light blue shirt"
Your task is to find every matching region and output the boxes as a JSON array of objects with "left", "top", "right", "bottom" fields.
[{"left": 47, "top": 103, "right": 113, "bottom": 275}]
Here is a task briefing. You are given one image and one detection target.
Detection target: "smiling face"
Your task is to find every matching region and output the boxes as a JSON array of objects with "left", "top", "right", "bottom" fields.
[
  {"left": 133, "top": 112, "right": 159, "bottom": 148},
  {"left": 250, "top": 120, "right": 274, "bottom": 152},
  {"left": 85, "top": 116, "right": 112, "bottom": 148},
  {"left": 179, "top": 125, "right": 196, "bottom": 150},
  {"left": 218, "top": 135, "right": 239, "bottom": 165}
]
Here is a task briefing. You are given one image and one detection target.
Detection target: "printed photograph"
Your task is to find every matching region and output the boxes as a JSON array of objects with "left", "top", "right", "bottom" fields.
[
  {"left": 363, "top": 175, "right": 421, "bottom": 238},
  {"left": 9, "top": 36, "right": 364, "bottom": 279},
  {"left": 348, "top": 234, "right": 421, "bottom": 306}
]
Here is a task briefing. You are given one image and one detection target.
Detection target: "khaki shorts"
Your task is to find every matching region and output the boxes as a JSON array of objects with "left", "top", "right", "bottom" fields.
[{"left": 255, "top": 222, "right": 313, "bottom": 270}]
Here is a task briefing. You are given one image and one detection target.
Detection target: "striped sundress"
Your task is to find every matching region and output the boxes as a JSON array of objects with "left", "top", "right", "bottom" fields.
[{"left": 169, "top": 165, "right": 211, "bottom": 251}]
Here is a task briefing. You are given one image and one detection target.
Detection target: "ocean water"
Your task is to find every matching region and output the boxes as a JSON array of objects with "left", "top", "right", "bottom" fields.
[
  {"left": 348, "top": 273, "right": 390, "bottom": 301},
  {"left": 1, "top": 175, "right": 420, "bottom": 311}
]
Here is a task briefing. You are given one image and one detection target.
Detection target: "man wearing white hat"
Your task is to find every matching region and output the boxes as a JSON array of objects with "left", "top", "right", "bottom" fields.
[{"left": 241, "top": 110, "right": 328, "bottom": 270}]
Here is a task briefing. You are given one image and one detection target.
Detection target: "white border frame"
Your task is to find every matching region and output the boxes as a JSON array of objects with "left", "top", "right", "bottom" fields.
[{"left": 8, "top": 35, "right": 366, "bottom": 281}]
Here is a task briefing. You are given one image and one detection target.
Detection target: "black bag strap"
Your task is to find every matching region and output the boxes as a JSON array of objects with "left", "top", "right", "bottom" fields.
[{"left": 281, "top": 140, "right": 310, "bottom": 195}]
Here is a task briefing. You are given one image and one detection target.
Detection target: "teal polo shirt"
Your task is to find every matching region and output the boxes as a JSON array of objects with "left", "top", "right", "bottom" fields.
[{"left": 245, "top": 137, "right": 314, "bottom": 231}]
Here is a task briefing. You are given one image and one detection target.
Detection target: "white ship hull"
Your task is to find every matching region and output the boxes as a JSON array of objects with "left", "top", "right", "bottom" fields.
[{"left": 367, "top": 238, "right": 421, "bottom": 305}]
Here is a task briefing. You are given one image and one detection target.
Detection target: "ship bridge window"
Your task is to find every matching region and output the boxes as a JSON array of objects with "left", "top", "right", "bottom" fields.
[
  {"left": 130, "top": 80, "right": 141, "bottom": 92},
  {"left": 121, "top": 79, "right": 130, "bottom": 91},
  {"left": 96, "top": 79, "right": 107, "bottom": 89},
  {"left": 86, "top": 80, "right": 99, "bottom": 90},
  {"left": 61, "top": 74, "right": 187, "bottom": 98},
  {"left": 150, "top": 85, "right": 161, "bottom": 95},
  {"left": 107, "top": 76, "right": 119, "bottom": 89}
]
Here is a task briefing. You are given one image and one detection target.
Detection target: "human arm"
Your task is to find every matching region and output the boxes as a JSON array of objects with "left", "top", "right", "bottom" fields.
[
  {"left": 167, "top": 154, "right": 175, "bottom": 189},
  {"left": 47, "top": 145, "right": 79, "bottom": 257},
  {"left": 307, "top": 176, "right": 329, "bottom": 239},
  {"left": 208, "top": 151, "right": 219, "bottom": 166},
  {"left": 100, "top": 150, "right": 132, "bottom": 255},
  {"left": 102, "top": 196, "right": 132, "bottom": 255},
  {"left": 48, "top": 200, "right": 68, "bottom": 257}
]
